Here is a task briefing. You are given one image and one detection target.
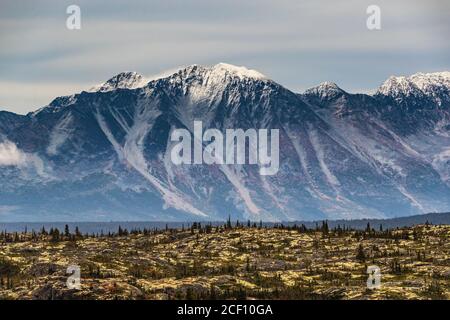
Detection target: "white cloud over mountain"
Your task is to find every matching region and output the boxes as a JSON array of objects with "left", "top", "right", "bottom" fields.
[
  {"left": 0, "top": 140, "right": 46, "bottom": 176},
  {"left": 0, "top": 140, "right": 27, "bottom": 166}
]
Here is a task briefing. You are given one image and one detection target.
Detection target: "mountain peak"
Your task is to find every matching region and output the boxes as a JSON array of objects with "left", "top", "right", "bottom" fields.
[
  {"left": 377, "top": 75, "right": 421, "bottom": 98},
  {"left": 89, "top": 71, "right": 148, "bottom": 92},
  {"left": 208, "top": 63, "right": 267, "bottom": 80},
  {"left": 169, "top": 63, "right": 269, "bottom": 83},
  {"left": 304, "top": 81, "right": 345, "bottom": 99},
  {"left": 376, "top": 71, "right": 450, "bottom": 103}
]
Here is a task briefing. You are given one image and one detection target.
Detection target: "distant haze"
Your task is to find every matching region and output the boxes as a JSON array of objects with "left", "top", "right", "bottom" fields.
[{"left": 0, "top": 212, "right": 448, "bottom": 233}]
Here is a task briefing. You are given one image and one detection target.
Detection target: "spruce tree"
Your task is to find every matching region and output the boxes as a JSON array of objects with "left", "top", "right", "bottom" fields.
[
  {"left": 64, "top": 224, "right": 70, "bottom": 237},
  {"left": 356, "top": 244, "right": 366, "bottom": 262}
]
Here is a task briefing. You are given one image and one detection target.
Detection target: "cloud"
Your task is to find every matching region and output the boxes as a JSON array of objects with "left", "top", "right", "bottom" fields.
[
  {"left": 0, "top": 0, "right": 448, "bottom": 113},
  {"left": 0, "top": 205, "right": 19, "bottom": 216},
  {"left": 0, "top": 140, "right": 27, "bottom": 166},
  {"left": 0, "top": 140, "right": 46, "bottom": 176}
]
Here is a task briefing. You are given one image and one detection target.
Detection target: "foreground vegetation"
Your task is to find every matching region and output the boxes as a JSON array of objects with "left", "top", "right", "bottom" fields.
[{"left": 0, "top": 220, "right": 449, "bottom": 300}]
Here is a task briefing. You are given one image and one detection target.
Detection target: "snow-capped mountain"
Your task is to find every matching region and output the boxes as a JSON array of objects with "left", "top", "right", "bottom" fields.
[
  {"left": 89, "top": 71, "right": 148, "bottom": 92},
  {"left": 1, "top": 64, "right": 449, "bottom": 222},
  {"left": 377, "top": 71, "right": 450, "bottom": 105},
  {"left": 304, "top": 82, "right": 345, "bottom": 101}
]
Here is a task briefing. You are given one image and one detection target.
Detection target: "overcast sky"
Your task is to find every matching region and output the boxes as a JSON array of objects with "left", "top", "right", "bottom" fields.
[{"left": 0, "top": 0, "right": 449, "bottom": 114}]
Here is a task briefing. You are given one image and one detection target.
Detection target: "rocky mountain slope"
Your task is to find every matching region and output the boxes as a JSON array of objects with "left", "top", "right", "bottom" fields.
[{"left": 1, "top": 64, "right": 449, "bottom": 221}]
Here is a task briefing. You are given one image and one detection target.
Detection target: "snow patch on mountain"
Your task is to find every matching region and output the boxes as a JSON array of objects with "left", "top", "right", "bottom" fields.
[
  {"left": 432, "top": 148, "right": 450, "bottom": 182},
  {"left": 208, "top": 63, "right": 267, "bottom": 80},
  {"left": 409, "top": 72, "right": 450, "bottom": 93},
  {"left": 164, "top": 63, "right": 271, "bottom": 112},
  {"left": 90, "top": 71, "right": 149, "bottom": 92},
  {"left": 377, "top": 71, "right": 450, "bottom": 104},
  {"left": 47, "top": 112, "right": 74, "bottom": 156},
  {"left": 94, "top": 102, "right": 208, "bottom": 217},
  {"left": 220, "top": 165, "right": 263, "bottom": 218},
  {"left": 285, "top": 128, "right": 331, "bottom": 201},
  {"left": 307, "top": 128, "right": 341, "bottom": 188},
  {"left": 305, "top": 82, "right": 345, "bottom": 100}
]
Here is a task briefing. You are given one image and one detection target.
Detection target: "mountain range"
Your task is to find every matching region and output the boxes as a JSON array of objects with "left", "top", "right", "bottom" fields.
[{"left": 1, "top": 63, "right": 449, "bottom": 222}]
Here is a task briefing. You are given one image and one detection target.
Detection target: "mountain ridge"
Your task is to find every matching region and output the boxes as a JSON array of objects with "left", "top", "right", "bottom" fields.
[
  {"left": 12, "top": 65, "right": 449, "bottom": 118},
  {"left": 1, "top": 64, "right": 450, "bottom": 222}
]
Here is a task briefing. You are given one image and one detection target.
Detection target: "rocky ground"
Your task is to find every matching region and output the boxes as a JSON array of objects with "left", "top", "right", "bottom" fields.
[{"left": 0, "top": 224, "right": 448, "bottom": 300}]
